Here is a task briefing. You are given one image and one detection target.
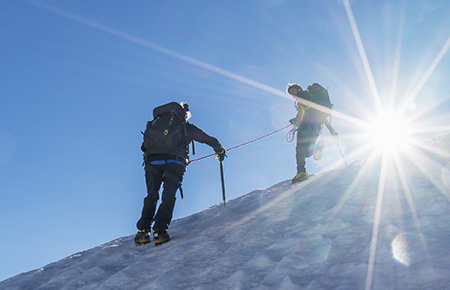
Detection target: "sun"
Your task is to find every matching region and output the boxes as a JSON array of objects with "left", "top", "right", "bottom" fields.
[{"left": 364, "top": 111, "right": 413, "bottom": 156}]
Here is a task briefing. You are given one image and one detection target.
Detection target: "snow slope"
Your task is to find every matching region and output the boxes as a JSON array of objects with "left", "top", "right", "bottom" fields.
[{"left": 2, "top": 135, "right": 450, "bottom": 290}]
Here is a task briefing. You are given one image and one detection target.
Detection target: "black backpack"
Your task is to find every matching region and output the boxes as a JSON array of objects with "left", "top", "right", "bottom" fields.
[
  {"left": 307, "top": 83, "right": 333, "bottom": 119},
  {"left": 142, "top": 102, "right": 187, "bottom": 155}
]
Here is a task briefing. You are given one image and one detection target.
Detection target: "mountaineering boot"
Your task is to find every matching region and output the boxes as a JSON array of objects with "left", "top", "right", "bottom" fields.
[
  {"left": 153, "top": 229, "right": 170, "bottom": 246},
  {"left": 134, "top": 229, "right": 151, "bottom": 246},
  {"left": 313, "top": 139, "right": 325, "bottom": 162},
  {"left": 292, "top": 171, "right": 309, "bottom": 184}
]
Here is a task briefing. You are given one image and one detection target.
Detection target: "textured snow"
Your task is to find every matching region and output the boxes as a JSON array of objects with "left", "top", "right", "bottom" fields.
[{"left": 2, "top": 134, "right": 450, "bottom": 289}]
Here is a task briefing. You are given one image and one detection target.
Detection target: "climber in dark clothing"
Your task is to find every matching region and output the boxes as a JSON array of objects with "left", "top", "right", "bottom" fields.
[{"left": 135, "top": 102, "right": 226, "bottom": 246}]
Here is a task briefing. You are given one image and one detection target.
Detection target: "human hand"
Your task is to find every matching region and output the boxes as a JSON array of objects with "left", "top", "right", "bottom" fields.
[
  {"left": 289, "top": 118, "right": 299, "bottom": 130},
  {"left": 215, "top": 148, "right": 227, "bottom": 162}
]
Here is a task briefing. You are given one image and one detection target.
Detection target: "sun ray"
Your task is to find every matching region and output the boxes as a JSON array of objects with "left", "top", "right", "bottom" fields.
[
  {"left": 343, "top": 0, "right": 384, "bottom": 116},
  {"left": 26, "top": 0, "right": 288, "bottom": 99},
  {"left": 392, "top": 153, "right": 430, "bottom": 256},
  {"left": 388, "top": 3, "right": 406, "bottom": 110},
  {"left": 29, "top": 0, "right": 378, "bottom": 136},
  {"left": 293, "top": 95, "right": 369, "bottom": 127},
  {"left": 402, "top": 145, "right": 450, "bottom": 199},
  {"left": 365, "top": 154, "right": 388, "bottom": 290},
  {"left": 329, "top": 151, "right": 379, "bottom": 219},
  {"left": 404, "top": 94, "right": 450, "bottom": 125},
  {"left": 320, "top": 64, "right": 383, "bottom": 122},
  {"left": 215, "top": 177, "right": 321, "bottom": 239},
  {"left": 399, "top": 34, "right": 450, "bottom": 117},
  {"left": 410, "top": 125, "right": 450, "bottom": 135},
  {"left": 409, "top": 138, "right": 450, "bottom": 160},
  {"left": 337, "top": 138, "right": 374, "bottom": 162}
]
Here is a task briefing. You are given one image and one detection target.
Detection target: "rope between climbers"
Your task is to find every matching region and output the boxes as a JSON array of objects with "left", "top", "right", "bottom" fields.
[{"left": 189, "top": 124, "right": 293, "bottom": 163}]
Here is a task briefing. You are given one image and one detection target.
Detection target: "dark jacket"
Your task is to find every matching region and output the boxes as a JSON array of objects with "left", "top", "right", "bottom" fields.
[{"left": 142, "top": 122, "right": 223, "bottom": 166}]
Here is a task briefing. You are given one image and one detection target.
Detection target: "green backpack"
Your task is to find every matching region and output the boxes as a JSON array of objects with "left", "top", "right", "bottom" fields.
[{"left": 307, "top": 83, "right": 333, "bottom": 119}]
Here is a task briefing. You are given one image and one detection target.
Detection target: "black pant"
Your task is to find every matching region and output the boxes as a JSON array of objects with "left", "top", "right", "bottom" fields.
[
  {"left": 136, "top": 162, "right": 185, "bottom": 232},
  {"left": 295, "top": 123, "right": 321, "bottom": 173}
]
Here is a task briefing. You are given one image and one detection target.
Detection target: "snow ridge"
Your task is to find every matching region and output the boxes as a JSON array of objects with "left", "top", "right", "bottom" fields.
[{"left": 2, "top": 135, "right": 450, "bottom": 289}]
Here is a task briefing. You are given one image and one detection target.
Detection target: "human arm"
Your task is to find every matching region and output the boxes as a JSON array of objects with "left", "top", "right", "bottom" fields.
[
  {"left": 187, "top": 123, "right": 226, "bottom": 160},
  {"left": 289, "top": 106, "right": 306, "bottom": 130},
  {"left": 323, "top": 119, "right": 339, "bottom": 141}
]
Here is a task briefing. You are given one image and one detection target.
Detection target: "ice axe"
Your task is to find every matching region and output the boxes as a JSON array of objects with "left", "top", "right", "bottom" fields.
[{"left": 219, "top": 160, "right": 226, "bottom": 206}]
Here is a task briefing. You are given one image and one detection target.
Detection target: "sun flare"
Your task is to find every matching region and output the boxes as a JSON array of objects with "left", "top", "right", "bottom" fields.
[{"left": 365, "top": 112, "right": 413, "bottom": 156}]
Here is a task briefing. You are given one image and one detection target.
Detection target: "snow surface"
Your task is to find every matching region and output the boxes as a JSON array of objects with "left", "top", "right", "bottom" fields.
[{"left": 2, "top": 134, "right": 450, "bottom": 290}]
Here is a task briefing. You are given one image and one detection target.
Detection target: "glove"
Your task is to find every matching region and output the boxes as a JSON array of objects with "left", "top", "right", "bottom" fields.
[
  {"left": 215, "top": 147, "right": 227, "bottom": 162},
  {"left": 289, "top": 118, "right": 299, "bottom": 130},
  {"left": 331, "top": 130, "right": 339, "bottom": 142}
]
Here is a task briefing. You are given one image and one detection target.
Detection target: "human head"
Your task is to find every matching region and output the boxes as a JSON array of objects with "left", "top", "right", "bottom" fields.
[
  {"left": 180, "top": 101, "right": 192, "bottom": 121},
  {"left": 286, "top": 83, "right": 302, "bottom": 96}
]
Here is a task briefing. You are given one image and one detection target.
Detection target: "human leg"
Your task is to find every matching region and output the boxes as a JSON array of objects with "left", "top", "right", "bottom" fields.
[
  {"left": 136, "top": 165, "right": 163, "bottom": 231},
  {"left": 152, "top": 163, "right": 185, "bottom": 232},
  {"left": 295, "top": 127, "right": 319, "bottom": 173},
  {"left": 292, "top": 125, "right": 320, "bottom": 183}
]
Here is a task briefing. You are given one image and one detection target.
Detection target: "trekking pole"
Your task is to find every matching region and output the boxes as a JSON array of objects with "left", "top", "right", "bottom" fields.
[
  {"left": 336, "top": 137, "right": 348, "bottom": 166},
  {"left": 326, "top": 120, "right": 348, "bottom": 166},
  {"left": 219, "top": 160, "right": 226, "bottom": 206}
]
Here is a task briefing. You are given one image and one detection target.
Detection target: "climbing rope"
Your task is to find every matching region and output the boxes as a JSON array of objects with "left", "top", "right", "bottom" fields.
[
  {"left": 189, "top": 124, "right": 293, "bottom": 164},
  {"left": 286, "top": 126, "right": 296, "bottom": 143}
]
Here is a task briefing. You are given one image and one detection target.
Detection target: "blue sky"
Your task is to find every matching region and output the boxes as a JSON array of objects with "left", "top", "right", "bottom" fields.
[{"left": 1, "top": 0, "right": 450, "bottom": 281}]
